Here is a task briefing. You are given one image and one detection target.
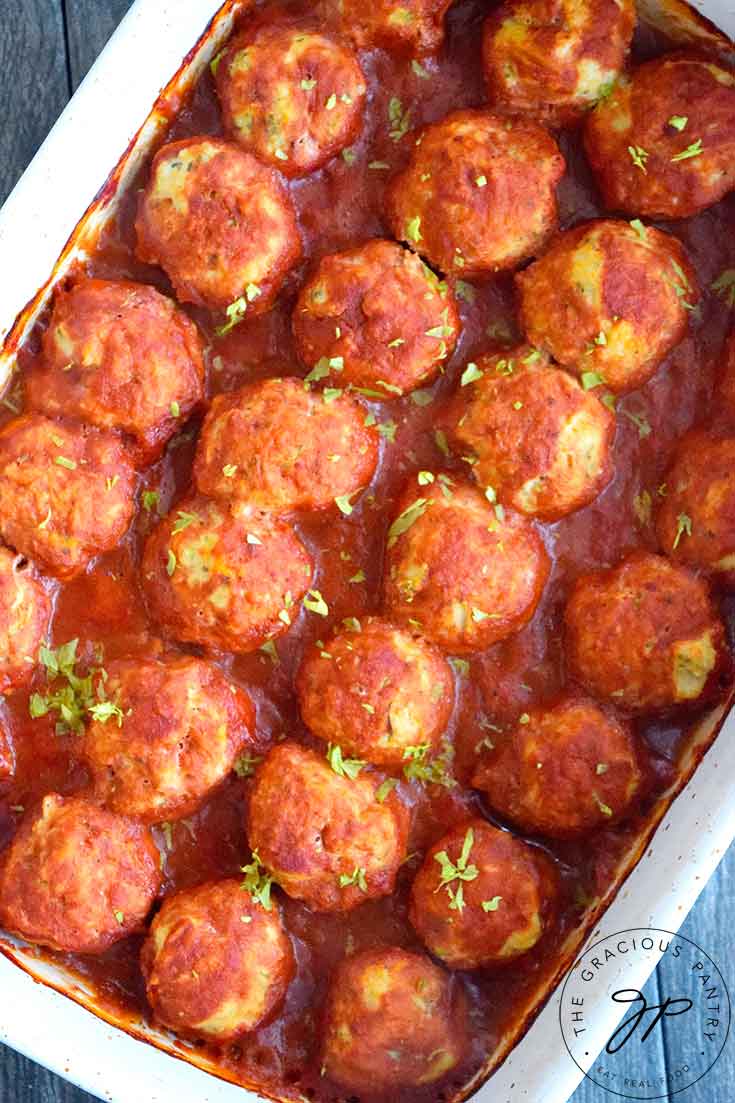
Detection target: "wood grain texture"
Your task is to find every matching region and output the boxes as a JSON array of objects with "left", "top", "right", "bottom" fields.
[
  {"left": 64, "top": 0, "right": 135, "bottom": 89},
  {"left": 0, "top": 1047, "right": 96, "bottom": 1103}
]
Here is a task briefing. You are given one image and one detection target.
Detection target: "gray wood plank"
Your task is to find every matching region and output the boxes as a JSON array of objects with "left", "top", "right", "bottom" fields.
[
  {"left": 0, "top": 0, "right": 69, "bottom": 205},
  {"left": 0, "top": 1047, "right": 97, "bottom": 1103},
  {"left": 64, "top": 0, "right": 135, "bottom": 90}
]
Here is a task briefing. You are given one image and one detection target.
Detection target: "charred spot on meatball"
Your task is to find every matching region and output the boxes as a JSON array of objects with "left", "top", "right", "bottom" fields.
[
  {"left": 215, "top": 26, "right": 366, "bottom": 177},
  {"left": 0, "top": 547, "right": 51, "bottom": 694},
  {"left": 141, "top": 496, "right": 314, "bottom": 653},
  {"left": 409, "top": 818, "right": 557, "bottom": 969},
  {"left": 0, "top": 414, "right": 136, "bottom": 580},
  {"left": 448, "top": 344, "right": 615, "bottom": 520},
  {"left": 247, "top": 741, "right": 409, "bottom": 912},
  {"left": 0, "top": 793, "right": 161, "bottom": 953},
  {"left": 83, "top": 656, "right": 256, "bottom": 823},
  {"left": 565, "top": 551, "right": 727, "bottom": 711},
  {"left": 516, "top": 219, "right": 698, "bottom": 393},
  {"left": 135, "top": 137, "right": 302, "bottom": 314},
  {"left": 320, "top": 0, "right": 454, "bottom": 55},
  {"left": 473, "top": 696, "right": 642, "bottom": 838},
  {"left": 26, "top": 279, "right": 205, "bottom": 464},
  {"left": 383, "top": 478, "right": 550, "bottom": 653},
  {"left": 583, "top": 53, "right": 735, "bottom": 220},
  {"left": 385, "top": 109, "right": 565, "bottom": 277},
  {"left": 141, "top": 879, "right": 294, "bottom": 1041},
  {"left": 292, "top": 240, "right": 461, "bottom": 398},
  {"left": 483, "top": 0, "right": 635, "bottom": 127},
  {"left": 193, "top": 377, "right": 378, "bottom": 511}
]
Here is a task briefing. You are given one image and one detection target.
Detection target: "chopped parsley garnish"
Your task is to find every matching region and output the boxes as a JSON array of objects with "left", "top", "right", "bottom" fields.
[
  {"left": 300, "top": 77, "right": 317, "bottom": 91},
  {"left": 595, "top": 797, "right": 614, "bottom": 817},
  {"left": 406, "top": 215, "right": 422, "bottom": 243},
  {"left": 325, "top": 92, "right": 337, "bottom": 111},
  {"left": 581, "top": 371, "right": 606, "bottom": 391},
  {"left": 482, "top": 896, "right": 502, "bottom": 913},
  {"left": 341, "top": 147, "right": 357, "bottom": 165},
  {"left": 29, "top": 640, "right": 119, "bottom": 736},
  {"left": 418, "top": 470, "right": 435, "bottom": 486},
  {"left": 411, "top": 59, "right": 430, "bottom": 79},
  {"left": 349, "top": 569, "right": 366, "bottom": 584},
  {"left": 622, "top": 408, "right": 652, "bottom": 439},
  {"left": 304, "top": 589, "right": 329, "bottom": 616},
  {"left": 54, "top": 456, "right": 77, "bottom": 470},
  {"left": 596, "top": 762, "right": 609, "bottom": 776},
  {"left": 403, "top": 740, "right": 456, "bottom": 789},
  {"left": 673, "top": 512, "right": 692, "bottom": 549},
  {"left": 223, "top": 464, "right": 238, "bottom": 478},
  {"left": 461, "top": 362, "right": 483, "bottom": 386},
  {"left": 335, "top": 494, "right": 354, "bottom": 516},
  {"left": 368, "top": 160, "right": 391, "bottom": 170},
  {"left": 712, "top": 269, "right": 735, "bottom": 308},
  {"left": 166, "top": 549, "right": 177, "bottom": 576},
  {"left": 339, "top": 867, "right": 368, "bottom": 891},
  {"left": 630, "top": 219, "right": 647, "bottom": 241},
  {"left": 327, "top": 743, "right": 365, "bottom": 780},
  {"left": 172, "top": 510, "right": 200, "bottom": 535},
  {"left": 241, "top": 851, "right": 274, "bottom": 910},
  {"left": 455, "top": 280, "right": 475, "bottom": 304},
  {"left": 627, "top": 145, "right": 649, "bottom": 173},
  {"left": 234, "top": 753, "right": 263, "bottom": 778},
  {"left": 668, "top": 115, "right": 688, "bottom": 131},
  {"left": 170, "top": 401, "right": 181, "bottom": 418},
  {"left": 433, "top": 827, "right": 478, "bottom": 913},
  {"left": 375, "top": 777, "right": 399, "bottom": 803},
  {"left": 387, "top": 497, "right": 430, "bottom": 547},
  {"left": 671, "top": 139, "right": 703, "bottom": 162},
  {"left": 142, "top": 490, "right": 160, "bottom": 513},
  {"left": 216, "top": 296, "right": 249, "bottom": 337},
  {"left": 388, "top": 97, "right": 412, "bottom": 142}
]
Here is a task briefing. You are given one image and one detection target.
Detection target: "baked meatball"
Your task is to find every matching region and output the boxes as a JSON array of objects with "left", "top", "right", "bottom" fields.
[
  {"left": 142, "top": 496, "right": 313, "bottom": 653},
  {"left": 383, "top": 479, "right": 549, "bottom": 653},
  {"left": 193, "top": 377, "right": 378, "bottom": 511},
  {"left": 472, "top": 696, "right": 642, "bottom": 838},
  {"left": 409, "top": 818, "right": 557, "bottom": 969},
  {"left": 0, "top": 547, "right": 51, "bottom": 694},
  {"left": 247, "top": 742, "right": 408, "bottom": 912},
  {"left": 0, "top": 414, "right": 136, "bottom": 579},
  {"left": 0, "top": 793, "right": 160, "bottom": 954},
  {"left": 321, "top": 0, "right": 454, "bottom": 55},
  {"left": 83, "top": 656, "right": 256, "bottom": 823},
  {"left": 215, "top": 26, "right": 366, "bottom": 177},
  {"left": 483, "top": 0, "right": 635, "bottom": 127},
  {"left": 565, "top": 552, "right": 727, "bottom": 711},
  {"left": 292, "top": 240, "right": 461, "bottom": 398},
  {"left": 448, "top": 345, "right": 615, "bottom": 520},
  {"left": 297, "top": 617, "right": 454, "bottom": 769},
  {"left": 141, "top": 879, "right": 294, "bottom": 1041},
  {"left": 583, "top": 53, "right": 735, "bottom": 220},
  {"left": 322, "top": 948, "right": 466, "bottom": 1092},
  {"left": 516, "top": 220, "right": 698, "bottom": 393},
  {"left": 385, "top": 110, "right": 565, "bottom": 277},
  {"left": 655, "top": 433, "right": 735, "bottom": 580},
  {"left": 26, "top": 279, "right": 205, "bottom": 463},
  {"left": 0, "top": 725, "right": 14, "bottom": 780},
  {"left": 135, "top": 137, "right": 302, "bottom": 314}
]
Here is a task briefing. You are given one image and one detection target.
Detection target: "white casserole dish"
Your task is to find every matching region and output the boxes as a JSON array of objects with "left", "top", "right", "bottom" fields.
[{"left": 0, "top": 2, "right": 734, "bottom": 1101}]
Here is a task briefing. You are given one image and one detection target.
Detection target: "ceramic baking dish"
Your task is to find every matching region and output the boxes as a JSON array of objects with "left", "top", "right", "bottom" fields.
[{"left": 0, "top": 2, "right": 734, "bottom": 1102}]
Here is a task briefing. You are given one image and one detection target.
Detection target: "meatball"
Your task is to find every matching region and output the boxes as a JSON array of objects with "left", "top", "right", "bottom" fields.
[
  {"left": 0, "top": 725, "right": 14, "bottom": 780},
  {"left": 0, "top": 547, "right": 51, "bottom": 694},
  {"left": 193, "top": 377, "right": 378, "bottom": 511},
  {"left": 141, "top": 879, "right": 294, "bottom": 1040},
  {"left": 655, "top": 433, "right": 735, "bottom": 580},
  {"left": 292, "top": 240, "right": 461, "bottom": 398},
  {"left": 322, "top": 948, "right": 467, "bottom": 1092},
  {"left": 564, "top": 552, "right": 727, "bottom": 711},
  {"left": 383, "top": 479, "right": 550, "bottom": 653},
  {"left": 409, "top": 818, "right": 557, "bottom": 969},
  {"left": 516, "top": 220, "right": 698, "bottom": 393},
  {"left": 321, "top": 0, "right": 454, "bottom": 55},
  {"left": 385, "top": 109, "right": 565, "bottom": 277},
  {"left": 215, "top": 26, "right": 366, "bottom": 177},
  {"left": 583, "top": 53, "right": 735, "bottom": 220},
  {"left": 448, "top": 345, "right": 615, "bottom": 520},
  {"left": 142, "top": 496, "right": 313, "bottom": 653},
  {"left": 0, "top": 414, "right": 136, "bottom": 579},
  {"left": 472, "top": 696, "right": 642, "bottom": 838},
  {"left": 135, "top": 137, "right": 302, "bottom": 314},
  {"left": 83, "top": 656, "right": 256, "bottom": 823},
  {"left": 0, "top": 793, "right": 161, "bottom": 953},
  {"left": 296, "top": 617, "right": 454, "bottom": 769},
  {"left": 483, "top": 0, "right": 635, "bottom": 127},
  {"left": 26, "top": 279, "right": 205, "bottom": 463},
  {"left": 247, "top": 742, "right": 408, "bottom": 912}
]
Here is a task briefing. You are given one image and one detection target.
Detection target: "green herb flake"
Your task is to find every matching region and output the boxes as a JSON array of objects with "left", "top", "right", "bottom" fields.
[
  {"left": 671, "top": 138, "right": 703, "bottom": 162},
  {"left": 170, "top": 401, "right": 181, "bottom": 418},
  {"left": 223, "top": 464, "right": 238, "bottom": 478},
  {"left": 234, "top": 753, "right": 263, "bottom": 778},
  {"left": 628, "top": 145, "right": 649, "bottom": 173},
  {"left": 327, "top": 742, "right": 366, "bottom": 779},
  {"left": 241, "top": 850, "right": 274, "bottom": 910},
  {"left": 376, "top": 777, "right": 399, "bottom": 803},
  {"left": 341, "top": 147, "right": 357, "bottom": 165},
  {"left": 673, "top": 512, "right": 692, "bottom": 550},
  {"left": 581, "top": 371, "right": 606, "bottom": 391},
  {"left": 482, "top": 896, "right": 502, "bottom": 913},
  {"left": 403, "top": 740, "right": 456, "bottom": 790},
  {"left": 304, "top": 589, "right": 329, "bottom": 616},
  {"left": 406, "top": 215, "right": 422, "bottom": 243},
  {"left": 142, "top": 490, "right": 160, "bottom": 513},
  {"left": 461, "top": 362, "right": 483, "bottom": 386},
  {"left": 166, "top": 549, "right": 177, "bottom": 577},
  {"left": 387, "top": 498, "right": 430, "bottom": 547},
  {"left": 411, "top": 59, "right": 430, "bottom": 79},
  {"left": 172, "top": 510, "right": 200, "bottom": 535},
  {"left": 668, "top": 115, "right": 688, "bottom": 132},
  {"left": 455, "top": 280, "right": 476, "bottom": 305},
  {"left": 54, "top": 456, "right": 77, "bottom": 470},
  {"left": 388, "top": 96, "right": 412, "bottom": 142},
  {"left": 216, "top": 296, "right": 249, "bottom": 337},
  {"left": 417, "top": 470, "right": 435, "bottom": 486},
  {"left": 300, "top": 77, "right": 317, "bottom": 91},
  {"left": 339, "top": 867, "right": 368, "bottom": 892},
  {"left": 335, "top": 494, "right": 354, "bottom": 516},
  {"left": 630, "top": 219, "right": 647, "bottom": 241},
  {"left": 712, "top": 269, "right": 735, "bottom": 308},
  {"left": 596, "top": 762, "right": 609, "bottom": 776}
]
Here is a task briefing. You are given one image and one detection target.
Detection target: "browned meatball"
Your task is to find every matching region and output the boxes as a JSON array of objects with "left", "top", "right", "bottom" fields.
[
  {"left": 385, "top": 109, "right": 565, "bottom": 277},
  {"left": 383, "top": 479, "right": 550, "bottom": 653},
  {"left": 516, "top": 220, "right": 698, "bottom": 393},
  {"left": 409, "top": 818, "right": 557, "bottom": 969},
  {"left": 135, "top": 137, "right": 302, "bottom": 314},
  {"left": 215, "top": 25, "right": 366, "bottom": 177},
  {"left": 25, "top": 279, "right": 205, "bottom": 463},
  {"left": 141, "top": 496, "right": 313, "bottom": 653},
  {"left": 584, "top": 53, "right": 735, "bottom": 220},
  {"left": 472, "top": 696, "right": 642, "bottom": 838},
  {"left": 247, "top": 742, "right": 409, "bottom": 912},
  {"left": 322, "top": 948, "right": 467, "bottom": 1092},
  {"left": 0, "top": 547, "right": 51, "bottom": 694},
  {"left": 0, "top": 793, "right": 161, "bottom": 953},
  {"left": 193, "top": 377, "right": 378, "bottom": 511},
  {"left": 297, "top": 617, "right": 454, "bottom": 769},
  {"left": 83, "top": 656, "right": 256, "bottom": 823},
  {"left": 292, "top": 240, "right": 461, "bottom": 398},
  {"left": 321, "top": 0, "right": 454, "bottom": 55},
  {"left": 0, "top": 725, "right": 14, "bottom": 779},
  {"left": 655, "top": 433, "right": 735, "bottom": 581},
  {"left": 483, "top": 0, "right": 635, "bottom": 127},
  {"left": 565, "top": 552, "right": 727, "bottom": 711},
  {"left": 141, "top": 879, "right": 294, "bottom": 1041},
  {"left": 0, "top": 414, "right": 136, "bottom": 580},
  {"left": 448, "top": 345, "right": 615, "bottom": 520}
]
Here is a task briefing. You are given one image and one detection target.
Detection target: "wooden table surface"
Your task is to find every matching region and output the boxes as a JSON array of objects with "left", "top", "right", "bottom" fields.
[{"left": 0, "top": 3, "right": 733, "bottom": 1101}]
